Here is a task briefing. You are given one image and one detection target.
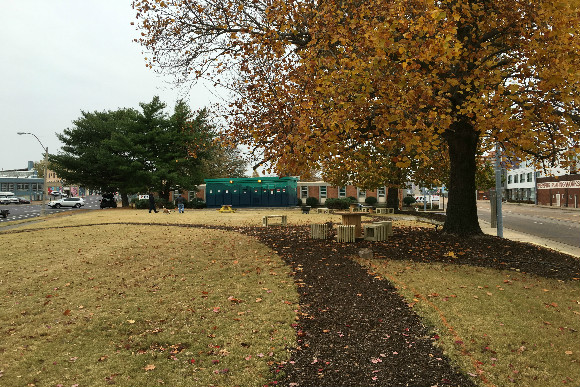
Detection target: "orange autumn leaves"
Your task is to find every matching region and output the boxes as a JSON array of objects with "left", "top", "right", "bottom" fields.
[{"left": 134, "top": 0, "right": 580, "bottom": 186}]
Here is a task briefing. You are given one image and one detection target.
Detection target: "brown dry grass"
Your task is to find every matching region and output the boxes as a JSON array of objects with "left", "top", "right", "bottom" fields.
[{"left": 0, "top": 211, "right": 301, "bottom": 387}]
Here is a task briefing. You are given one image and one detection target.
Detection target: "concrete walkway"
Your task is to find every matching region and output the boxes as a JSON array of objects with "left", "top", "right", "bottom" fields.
[{"left": 479, "top": 219, "right": 580, "bottom": 258}]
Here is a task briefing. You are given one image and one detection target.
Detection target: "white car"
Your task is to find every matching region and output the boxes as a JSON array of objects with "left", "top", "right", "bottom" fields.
[
  {"left": 0, "top": 197, "right": 18, "bottom": 205},
  {"left": 48, "top": 197, "right": 85, "bottom": 209}
]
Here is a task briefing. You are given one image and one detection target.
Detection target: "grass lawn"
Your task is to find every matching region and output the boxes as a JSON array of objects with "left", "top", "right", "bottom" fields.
[
  {"left": 0, "top": 210, "right": 301, "bottom": 387},
  {"left": 1, "top": 208, "right": 579, "bottom": 387}
]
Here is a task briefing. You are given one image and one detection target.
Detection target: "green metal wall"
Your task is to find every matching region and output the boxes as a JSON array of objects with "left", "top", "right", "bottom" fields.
[{"left": 205, "top": 177, "right": 298, "bottom": 208}]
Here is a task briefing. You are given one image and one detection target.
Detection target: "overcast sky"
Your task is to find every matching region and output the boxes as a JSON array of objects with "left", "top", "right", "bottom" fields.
[{"left": 0, "top": 0, "right": 217, "bottom": 171}]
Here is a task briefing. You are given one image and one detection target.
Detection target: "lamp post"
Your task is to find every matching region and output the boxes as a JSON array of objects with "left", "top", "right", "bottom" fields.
[{"left": 18, "top": 132, "right": 48, "bottom": 217}]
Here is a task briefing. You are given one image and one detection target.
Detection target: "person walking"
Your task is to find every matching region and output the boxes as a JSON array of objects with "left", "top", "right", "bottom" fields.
[
  {"left": 148, "top": 192, "right": 158, "bottom": 213},
  {"left": 175, "top": 194, "right": 186, "bottom": 213}
]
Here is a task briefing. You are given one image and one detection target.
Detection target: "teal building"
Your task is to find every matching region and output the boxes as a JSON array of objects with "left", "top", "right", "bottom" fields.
[{"left": 204, "top": 177, "right": 298, "bottom": 208}]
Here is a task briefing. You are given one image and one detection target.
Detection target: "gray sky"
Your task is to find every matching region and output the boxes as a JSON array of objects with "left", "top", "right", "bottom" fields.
[{"left": 0, "top": 0, "right": 216, "bottom": 171}]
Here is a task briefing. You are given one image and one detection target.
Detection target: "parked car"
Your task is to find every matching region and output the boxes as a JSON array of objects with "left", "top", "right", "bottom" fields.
[
  {"left": 1, "top": 197, "right": 19, "bottom": 205},
  {"left": 48, "top": 197, "right": 85, "bottom": 209},
  {"left": 16, "top": 197, "right": 31, "bottom": 204},
  {"left": 100, "top": 193, "right": 117, "bottom": 209}
]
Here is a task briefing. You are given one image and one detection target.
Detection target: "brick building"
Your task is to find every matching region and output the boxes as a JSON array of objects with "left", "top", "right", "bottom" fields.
[{"left": 536, "top": 174, "right": 580, "bottom": 208}]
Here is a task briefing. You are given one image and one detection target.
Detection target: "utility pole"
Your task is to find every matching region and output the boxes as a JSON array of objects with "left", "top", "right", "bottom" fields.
[
  {"left": 18, "top": 132, "right": 48, "bottom": 217},
  {"left": 495, "top": 143, "right": 503, "bottom": 237}
]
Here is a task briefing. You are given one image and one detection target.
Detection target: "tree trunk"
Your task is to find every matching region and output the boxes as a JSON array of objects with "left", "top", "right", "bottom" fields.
[
  {"left": 443, "top": 120, "right": 483, "bottom": 235},
  {"left": 386, "top": 187, "right": 399, "bottom": 209},
  {"left": 121, "top": 192, "right": 129, "bottom": 207}
]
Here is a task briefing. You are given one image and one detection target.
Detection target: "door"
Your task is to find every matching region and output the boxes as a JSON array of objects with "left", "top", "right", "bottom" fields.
[{"left": 239, "top": 187, "right": 251, "bottom": 206}]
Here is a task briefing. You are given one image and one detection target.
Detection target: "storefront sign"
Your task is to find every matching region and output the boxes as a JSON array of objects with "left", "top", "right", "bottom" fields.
[{"left": 537, "top": 180, "right": 580, "bottom": 189}]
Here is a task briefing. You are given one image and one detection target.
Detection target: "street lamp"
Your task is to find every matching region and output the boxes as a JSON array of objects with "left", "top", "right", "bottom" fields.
[{"left": 17, "top": 132, "right": 48, "bottom": 217}]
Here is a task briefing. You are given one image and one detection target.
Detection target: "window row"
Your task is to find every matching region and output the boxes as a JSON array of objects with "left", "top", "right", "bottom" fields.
[
  {"left": 1, "top": 183, "right": 43, "bottom": 191},
  {"left": 507, "top": 172, "right": 534, "bottom": 184},
  {"left": 300, "top": 186, "right": 387, "bottom": 199}
]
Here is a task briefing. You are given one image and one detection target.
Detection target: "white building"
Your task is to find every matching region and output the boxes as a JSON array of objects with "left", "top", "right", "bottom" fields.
[{"left": 505, "top": 160, "right": 568, "bottom": 203}]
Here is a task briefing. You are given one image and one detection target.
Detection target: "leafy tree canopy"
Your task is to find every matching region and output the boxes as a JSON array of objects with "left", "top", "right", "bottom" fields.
[
  {"left": 134, "top": 0, "right": 580, "bottom": 234},
  {"left": 50, "top": 97, "right": 230, "bottom": 204}
]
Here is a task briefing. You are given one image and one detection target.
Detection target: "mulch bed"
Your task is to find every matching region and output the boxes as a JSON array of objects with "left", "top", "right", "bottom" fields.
[{"left": 240, "top": 221, "right": 580, "bottom": 387}]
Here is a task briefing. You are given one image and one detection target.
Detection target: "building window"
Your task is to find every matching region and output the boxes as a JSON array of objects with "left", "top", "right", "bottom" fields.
[
  {"left": 301, "top": 186, "right": 308, "bottom": 199},
  {"left": 527, "top": 172, "right": 532, "bottom": 182},
  {"left": 338, "top": 186, "right": 346, "bottom": 198},
  {"left": 378, "top": 187, "right": 386, "bottom": 198},
  {"left": 358, "top": 189, "right": 366, "bottom": 199},
  {"left": 520, "top": 173, "right": 525, "bottom": 182},
  {"left": 514, "top": 175, "right": 518, "bottom": 183},
  {"left": 319, "top": 186, "right": 327, "bottom": 199},
  {"left": 508, "top": 175, "right": 512, "bottom": 184}
]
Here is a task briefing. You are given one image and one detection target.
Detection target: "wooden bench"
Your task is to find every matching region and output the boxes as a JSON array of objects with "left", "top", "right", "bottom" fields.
[
  {"left": 336, "top": 225, "right": 356, "bottom": 242},
  {"left": 314, "top": 207, "right": 330, "bottom": 214},
  {"left": 373, "top": 221, "right": 393, "bottom": 237},
  {"left": 262, "top": 215, "right": 287, "bottom": 227},
  {"left": 375, "top": 208, "right": 395, "bottom": 214},
  {"left": 364, "top": 224, "right": 388, "bottom": 241},
  {"left": 311, "top": 224, "right": 329, "bottom": 239}
]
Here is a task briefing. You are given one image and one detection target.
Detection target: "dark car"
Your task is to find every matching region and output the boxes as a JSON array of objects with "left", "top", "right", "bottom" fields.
[
  {"left": 17, "top": 197, "right": 31, "bottom": 204},
  {"left": 100, "top": 193, "right": 118, "bottom": 209}
]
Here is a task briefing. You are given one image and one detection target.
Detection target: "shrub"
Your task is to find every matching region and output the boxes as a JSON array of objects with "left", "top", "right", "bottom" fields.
[
  {"left": 186, "top": 197, "right": 206, "bottom": 209},
  {"left": 194, "top": 201, "right": 207, "bottom": 209},
  {"left": 306, "top": 196, "right": 319, "bottom": 207},
  {"left": 324, "top": 198, "right": 351, "bottom": 209},
  {"left": 403, "top": 196, "right": 416, "bottom": 206},
  {"left": 365, "top": 196, "right": 378, "bottom": 206},
  {"left": 296, "top": 198, "right": 303, "bottom": 206},
  {"left": 347, "top": 196, "right": 357, "bottom": 203},
  {"left": 134, "top": 199, "right": 149, "bottom": 209}
]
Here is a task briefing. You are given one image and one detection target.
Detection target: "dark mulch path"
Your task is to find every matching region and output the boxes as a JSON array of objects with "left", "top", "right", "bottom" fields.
[{"left": 241, "top": 222, "right": 580, "bottom": 387}]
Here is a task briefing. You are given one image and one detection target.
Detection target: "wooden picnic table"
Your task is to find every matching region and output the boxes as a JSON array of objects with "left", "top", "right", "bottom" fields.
[{"left": 335, "top": 211, "right": 364, "bottom": 238}]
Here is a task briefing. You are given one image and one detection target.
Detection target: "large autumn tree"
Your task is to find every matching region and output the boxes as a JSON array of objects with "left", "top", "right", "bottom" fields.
[{"left": 134, "top": 0, "right": 580, "bottom": 235}]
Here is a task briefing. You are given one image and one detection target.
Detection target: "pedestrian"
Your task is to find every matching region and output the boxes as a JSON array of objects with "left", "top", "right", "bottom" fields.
[
  {"left": 148, "top": 192, "right": 158, "bottom": 213},
  {"left": 175, "top": 194, "right": 186, "bottom": 213}
]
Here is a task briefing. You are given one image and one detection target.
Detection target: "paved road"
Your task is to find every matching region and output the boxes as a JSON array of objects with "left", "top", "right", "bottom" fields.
[
  {"left": 477, "top": 201, "right": 580, "bottom": 249},
  {"left": 0, "top": 195, "right": 102, "bottom": 223}
]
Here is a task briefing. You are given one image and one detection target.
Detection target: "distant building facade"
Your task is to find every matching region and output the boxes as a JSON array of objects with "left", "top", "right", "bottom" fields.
[
  {"left": 193, "top": 178, "right": 403, "bottom": 207},
  {"left": 536, "top": 174, "right": 580, "bottom": 208},
  {"left": 0, "top": 161, "right": 44, "bottom": 200},
  {"left": 505, "top": 161, "right": 569, "bottom": 203},
  {"left": 0, "top": 161, "right": 84, "bottom": 200}
]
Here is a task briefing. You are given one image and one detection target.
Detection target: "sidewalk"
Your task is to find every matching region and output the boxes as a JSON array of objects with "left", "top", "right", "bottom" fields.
[{"left": 479, "top": 219, "right": 580, "bottom": 258}]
